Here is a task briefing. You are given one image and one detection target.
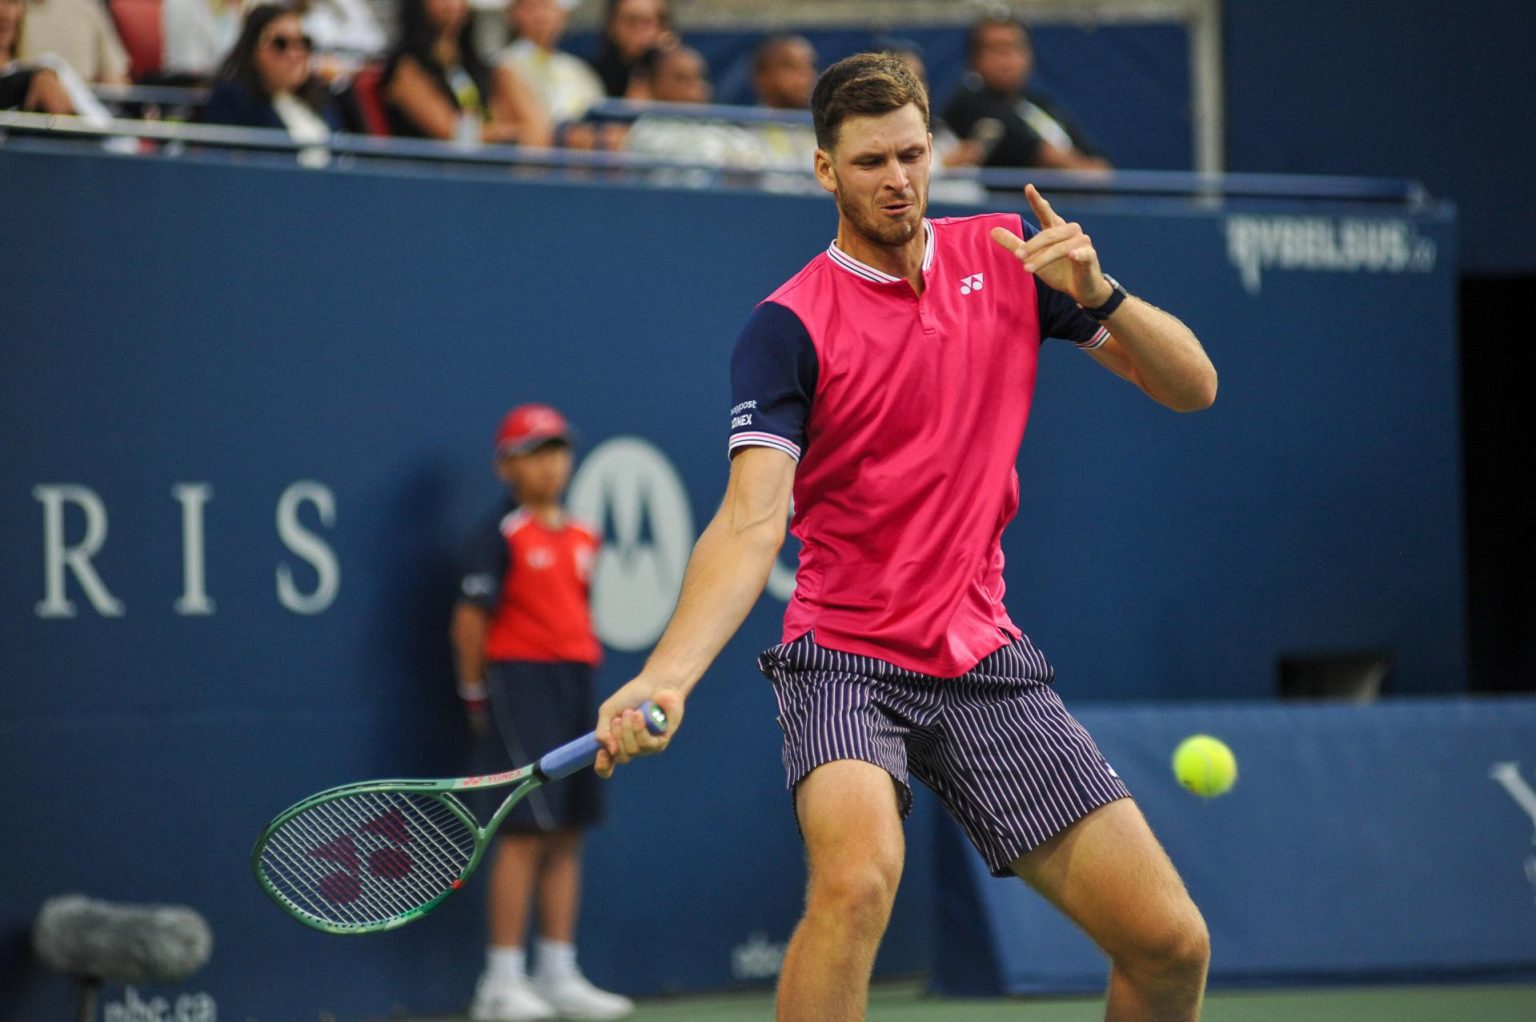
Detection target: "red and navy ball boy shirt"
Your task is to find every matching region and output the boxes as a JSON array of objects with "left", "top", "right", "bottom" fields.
[
  {"left": 729, "top": 213, "right": 1108, "bottom": 678},
  {"left": 459, "top": 505, "right": 602, "bottom": 665}
]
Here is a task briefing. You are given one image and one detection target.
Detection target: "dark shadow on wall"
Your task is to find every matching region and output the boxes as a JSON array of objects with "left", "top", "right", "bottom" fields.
[
  {"left": 1461, "top": 275, "right": 1536, "bottom": 692},
  {"left": 365, "top": 459, "right": 479, "bottom": 776}
]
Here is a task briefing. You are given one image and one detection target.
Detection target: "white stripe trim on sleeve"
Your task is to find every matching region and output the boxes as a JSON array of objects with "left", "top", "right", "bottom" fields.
[
  {"left": 729, "top": 431, "right": 802, "bottom": 462},
  {"left": 1075, "top": 326, "right": 1111, "bottom": 351}
]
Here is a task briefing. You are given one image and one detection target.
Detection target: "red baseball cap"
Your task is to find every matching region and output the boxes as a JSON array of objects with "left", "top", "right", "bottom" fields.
[{"left": 495, "top": 403, "right": 574, "bottom": 456}]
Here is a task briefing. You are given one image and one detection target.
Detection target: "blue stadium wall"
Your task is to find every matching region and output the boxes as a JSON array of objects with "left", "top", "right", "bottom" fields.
[
  {"left": 932, "top": 698, "right": 1536, "bottom": 995},
  {"left": 1, "top": 143, "right": 1465, "bottom": 1019}
]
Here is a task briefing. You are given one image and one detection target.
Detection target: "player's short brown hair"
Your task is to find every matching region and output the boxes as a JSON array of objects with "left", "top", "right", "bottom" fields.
[{"left": 810, "top": 51, "right": 930, "bottom": 152}]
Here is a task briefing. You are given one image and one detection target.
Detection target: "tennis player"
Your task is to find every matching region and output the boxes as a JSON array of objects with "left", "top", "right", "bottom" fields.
[{"left": 596, "top": 52, "right": 1217, "bottom": 1021}]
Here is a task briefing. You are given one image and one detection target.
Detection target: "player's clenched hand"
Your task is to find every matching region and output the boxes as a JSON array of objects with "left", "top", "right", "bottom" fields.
[
  {"left": 990, "top": 183, "right": 1113, "bottom": 309},
  {"left": 594, "top": 678, "right": 685, "bottom": 778}
]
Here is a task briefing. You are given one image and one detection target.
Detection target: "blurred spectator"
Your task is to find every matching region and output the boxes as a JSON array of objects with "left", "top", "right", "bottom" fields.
[
  {"left": 0, "top": 0, "right": 72, "bottom": 111},
  {"left": 731, "top": 34, "right": 817, "bottom": 180},
  {"left": 751, "top": 33, "right": 815, "bottom": 110},
  {"left": 496, "top": 0, "right": 603, "bottom": 130},
  {"left": 202, "top": 2, "right": 341, "bottom": 165},
  {"left": 624, "top": 45, "right": 757, "bottom": 182},
  {"left": 383, "top": 0, "right": 551, "bottom": 146},
  {"left": 19, "top": 0, "right": 129, "bottom": 84},
  {"left": 164, "top": 0, "right": 377, "bottom": 85},
  {"left": 589, "top": 0, "right": 671, "bottom": 99},
  {"left": 162, "top": 0, "right": 242, "bottom": 82},
  {"left": 304, "top": 0, "right": 386, "bottom": 61},
  {"left": 641, "top": 41, "right": 708, "bottom": 104},
  {"left": 942, "top": 15, "right": 1110, "bottom": 172}
]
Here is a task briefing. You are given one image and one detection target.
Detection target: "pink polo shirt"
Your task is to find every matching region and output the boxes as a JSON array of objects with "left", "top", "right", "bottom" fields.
[{"left": 728, "top": 213, "right": 1108, "bottom": 677}]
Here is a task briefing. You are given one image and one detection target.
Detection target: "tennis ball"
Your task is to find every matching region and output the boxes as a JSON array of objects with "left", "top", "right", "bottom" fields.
[{"left": 1172, "top": 734, "right": 1237, "bottom": 798}]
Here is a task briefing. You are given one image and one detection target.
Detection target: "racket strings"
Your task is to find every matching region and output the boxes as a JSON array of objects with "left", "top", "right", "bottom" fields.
[
  {"left": 262, "top": 792, "right": 469, "bottom": 927},
  {"left": 257, "top": 790, "right": 477, "bottom": 929},
  {"left": 262, "top": 801, "right": 436, "bottom": 927}
]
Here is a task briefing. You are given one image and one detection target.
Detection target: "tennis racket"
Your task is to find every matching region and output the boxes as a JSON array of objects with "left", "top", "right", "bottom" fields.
[{"left": 252, "top": 701, "right": 667, "bottom": 934}]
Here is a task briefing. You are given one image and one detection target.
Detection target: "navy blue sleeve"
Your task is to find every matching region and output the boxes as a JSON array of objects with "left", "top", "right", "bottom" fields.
[
  {"left": 457, "top": 510, "right": 510, "bottom": 608},
  {"left": 1014, "top": 218, "right": 1112, "bottom": 349},
  {"left": 728, "top": 301, "right": 819, "bottom": 461},
  {"left": 1037, "top": 280, "right": 1108, "bottom": 348}
]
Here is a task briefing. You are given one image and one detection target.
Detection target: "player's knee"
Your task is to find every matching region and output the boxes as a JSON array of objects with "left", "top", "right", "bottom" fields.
[
  {"left": 1117, "top": 904, "right": 1210, "bottom": 983},
  {"left": 806, "top": 857, "right": 901, "bottom": 938},
  {"left": 1166, "top": 910, "right": 1211, "bottom": 976}
]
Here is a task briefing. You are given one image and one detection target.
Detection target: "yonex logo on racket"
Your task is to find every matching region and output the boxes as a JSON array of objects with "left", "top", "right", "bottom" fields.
[
  {"left": 460, "top": 769, "right": 522, "bottom": 788},
  {"left": 960, "top": 273, "right": 984, "bottom": 295},
  {"left": 308, "top": 808, "right": 419, "bottom": 905}
]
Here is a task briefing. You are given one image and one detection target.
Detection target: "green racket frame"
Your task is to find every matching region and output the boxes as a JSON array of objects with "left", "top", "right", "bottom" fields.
[
  {"left": 252, "top": 701, "right": 665, "bottom": 934},
  {"left": 253, "top": 765, "right": 539, "bottom": 934}
]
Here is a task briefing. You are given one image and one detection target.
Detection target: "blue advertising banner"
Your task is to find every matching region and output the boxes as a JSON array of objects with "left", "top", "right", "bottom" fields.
[{"left": 1, "top": 145, "right": 1462, "bottom": 1018}]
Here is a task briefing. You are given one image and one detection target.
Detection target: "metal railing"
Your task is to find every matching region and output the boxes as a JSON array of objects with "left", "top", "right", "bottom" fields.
[
  {"left": 586, "top": 97, "right": 813, "bottom": 126},
  {"left": 0, "top": 109, "right": 1430, "bottom": 208},
  {"left": 90, "top": 83, "right": 212, "bottom": 109}
]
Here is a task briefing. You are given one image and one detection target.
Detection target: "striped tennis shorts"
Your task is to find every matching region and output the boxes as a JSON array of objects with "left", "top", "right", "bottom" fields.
[{"left": 758, "top": 632, "right": 1131, "bottom": 877}]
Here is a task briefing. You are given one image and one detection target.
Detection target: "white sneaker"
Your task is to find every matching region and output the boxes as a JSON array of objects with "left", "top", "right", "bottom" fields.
[
  {"left": 531, "top": 970, "right": 635, "bottom": 1020},
  {"left": 470, "top": 972, "right": 558, "bottom": 1022}
]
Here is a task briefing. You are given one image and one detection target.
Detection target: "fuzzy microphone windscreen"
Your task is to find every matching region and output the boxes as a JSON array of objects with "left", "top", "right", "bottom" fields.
[{"left": 33, "top": 895, "right": 213, "bottom": 984}]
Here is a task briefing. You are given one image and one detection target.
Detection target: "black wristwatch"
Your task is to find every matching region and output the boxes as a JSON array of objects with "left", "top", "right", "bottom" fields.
[{"left": 1082, "top": 275, "right": 1128, "bottom": 322}]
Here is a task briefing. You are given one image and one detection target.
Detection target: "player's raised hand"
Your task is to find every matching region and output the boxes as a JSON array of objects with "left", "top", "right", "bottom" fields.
[
  {"left": 594, "top": 678, "right": 684, "bottom": 778},
  {"left": 990, "top": 184, "right": 1113, "bottom": 309}
]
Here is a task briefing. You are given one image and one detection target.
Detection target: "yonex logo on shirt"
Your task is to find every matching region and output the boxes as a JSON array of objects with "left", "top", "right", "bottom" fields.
[{"left": 960, "top": 272, "right": 985, "bottom": 295}]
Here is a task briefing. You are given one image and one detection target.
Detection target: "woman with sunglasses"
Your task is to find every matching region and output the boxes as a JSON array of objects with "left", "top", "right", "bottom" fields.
[
  {"left": 202, "top": 2, "right": 341, "bottom": 140},
  {"left": 382, "top": 0, "right": 550, "bottom": 146}
]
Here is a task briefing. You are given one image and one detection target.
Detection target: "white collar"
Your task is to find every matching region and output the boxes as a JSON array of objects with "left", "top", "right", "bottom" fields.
[{"left": 826, "top": 218, "right": 935, "bottom": 284}]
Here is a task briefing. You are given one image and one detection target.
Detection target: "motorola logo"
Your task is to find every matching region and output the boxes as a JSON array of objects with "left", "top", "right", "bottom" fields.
[{"left": 567, "top": 437, "right": 695, "bottom": 651}]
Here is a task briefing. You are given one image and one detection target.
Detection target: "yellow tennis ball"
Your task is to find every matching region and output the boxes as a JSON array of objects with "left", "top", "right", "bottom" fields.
[{"left": 1172, "top": 735, "right": 1237, "bottom": 798}]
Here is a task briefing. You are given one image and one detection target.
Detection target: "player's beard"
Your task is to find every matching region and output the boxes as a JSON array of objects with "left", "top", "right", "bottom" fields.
[{"left": 835, "top": 177, "right": 927, "bottom": 251}]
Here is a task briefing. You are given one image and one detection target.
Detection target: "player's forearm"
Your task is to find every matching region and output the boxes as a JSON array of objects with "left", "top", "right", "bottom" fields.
[
  {"left": 642, "top": 509, "right": 784, "bottom": 694},
  {"left": 1101, "top": 297, "right": 1218, "bottom": 412}
]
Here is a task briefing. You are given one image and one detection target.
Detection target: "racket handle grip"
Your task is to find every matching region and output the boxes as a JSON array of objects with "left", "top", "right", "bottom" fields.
[{"left": 537, "top": 700, "right": 669, "bottom": 781}]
